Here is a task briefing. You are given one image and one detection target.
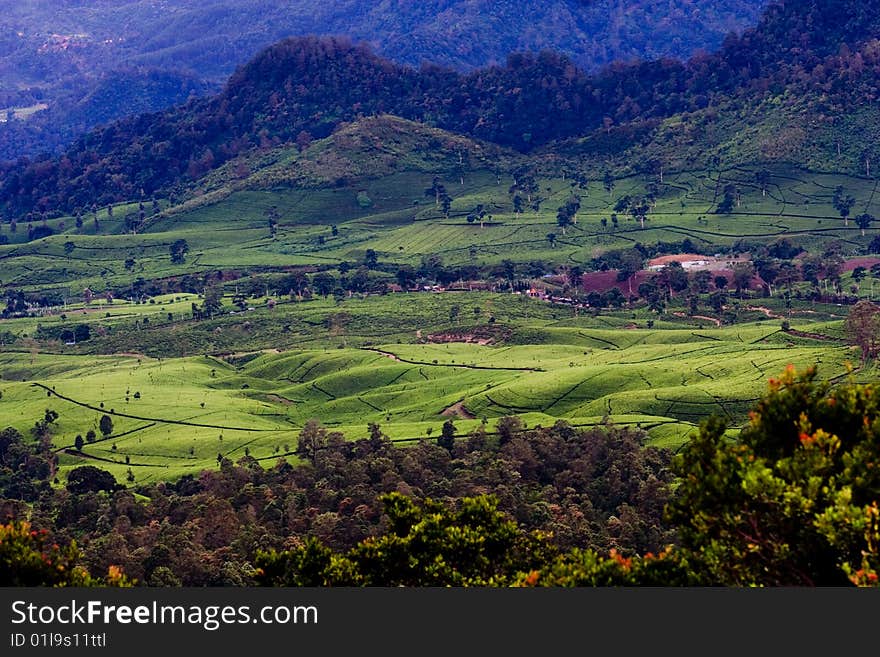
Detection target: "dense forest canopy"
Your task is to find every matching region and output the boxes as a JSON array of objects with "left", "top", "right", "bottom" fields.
[
  {"left": 0, "top": 69, "right": 209, "bottom": 164},
  {"left": 1, "top": 418, "right": 673, "bottom": 586}
]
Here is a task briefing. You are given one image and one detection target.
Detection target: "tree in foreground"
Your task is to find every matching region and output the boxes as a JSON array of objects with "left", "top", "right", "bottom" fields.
[
  {"left": 529, "top": 366, "right": 880, "bottom": 586},
  {"left": 256, "top": 366, "right": 880, "bottom": 587},
  {"left": 846, "top": 300, "right": 880, "bottom": 364},
  {"left": 0, "top": 520, "right": 132, "bottom": 586},
  {"left": 526, "top": 366, "right": 880, "bottom": 586},
  {"left": 255, "top": 493, "right": 551, "bottom": 586},
  {"left": 665, "top": 365, "right": 880, "bottom": 586}
]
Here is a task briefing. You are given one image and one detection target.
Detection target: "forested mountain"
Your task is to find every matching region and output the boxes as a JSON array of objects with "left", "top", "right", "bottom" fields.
[
  {"left": 0, "top": 69, "right": 209, "bottom": 163},
  {"left": 0, "top": 1, "right": 768, "bottom": 159},
  {"left": 0, "top": 0, "right": 878, "bottom": 220},
  {"left": 2, "top": 0, "right": 767, "bottom": 83}
]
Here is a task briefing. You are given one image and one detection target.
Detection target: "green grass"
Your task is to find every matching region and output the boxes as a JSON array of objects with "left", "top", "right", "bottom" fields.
[
  {"left": 3, "top": 127, "right": 878, "bottom": 485},
  {"left": 4, "top": 162, "right": 880, "bottom": 295},
  {"left": 0, "top": 291, "right": 864, "bottom": 484}
]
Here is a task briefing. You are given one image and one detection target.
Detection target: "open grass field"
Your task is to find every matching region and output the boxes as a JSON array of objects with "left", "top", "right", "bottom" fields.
[
  {"left": 3, "top": 161, "right": 880, "bottom": 296},
  {"left": 2, "top": 126, "right": 878, "bottom": 485},
  {"left": 0, "top": 291, "right": 865, "bottom": 483}
]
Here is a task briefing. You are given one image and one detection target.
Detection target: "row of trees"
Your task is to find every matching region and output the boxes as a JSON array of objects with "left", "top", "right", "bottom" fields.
[{"left": 258, "top": 366, "right": 880, "bottom": 586}]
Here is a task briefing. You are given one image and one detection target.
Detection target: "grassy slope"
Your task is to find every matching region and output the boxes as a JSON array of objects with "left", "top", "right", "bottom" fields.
[
  {"left": 0, "top": 291, "right": 862, "bottom": 483},
  {"left": 3, "top": 160, "right": 880, "bottom": 296},
  {"left": 1, "top": 119, "right": 878, "bottom": 484},
  {"left": 561, "top": 95, "right": 880, "bottom": 180}
]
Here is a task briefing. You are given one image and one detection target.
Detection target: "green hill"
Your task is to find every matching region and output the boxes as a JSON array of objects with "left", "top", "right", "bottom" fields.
[
  {"left": 199, "top": 115, "right": 520, "bottom": 195},
  {"left": 3, "top": 1, "right": 880, "bottom": 219},
  {"left": 0, "top": 292, "right": 861, "bottom": 482}
]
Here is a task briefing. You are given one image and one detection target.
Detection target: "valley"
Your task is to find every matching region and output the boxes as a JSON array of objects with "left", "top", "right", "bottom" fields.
[
  {"left": 0, "top": 293, "right": 854, "bottom": 482},
  {"left": 3, "top": 0, "right": 880, "bottom": 589},
  {"left": 0, "top": 136, "right": 874, "bottom": 483}
]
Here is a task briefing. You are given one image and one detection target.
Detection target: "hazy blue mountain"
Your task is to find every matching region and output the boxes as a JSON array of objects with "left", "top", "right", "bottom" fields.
[
  {"left": 4, "top": 0, "right": 880, "bottom": 217},
  {"left": 0, "top": 1, "right": 768, "bottom": 158}
]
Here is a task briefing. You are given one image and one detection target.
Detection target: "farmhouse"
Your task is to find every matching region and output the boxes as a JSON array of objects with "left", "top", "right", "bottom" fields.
[{"left": 646, "top": 253, "right": 748, "bottom": 271}]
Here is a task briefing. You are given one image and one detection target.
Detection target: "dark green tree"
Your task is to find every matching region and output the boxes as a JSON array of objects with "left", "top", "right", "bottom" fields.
[
  {"left": 709, "top": 290, "right": 727, "bottom": 313},
  {"left": 732, "top": 263, "right": 754, "bottom": 298},
  {"left": 66, "top": 465, "right": 117, "bottom": 494},
  {"left": 667, "top": 366, "right": 880, "bottom": 586},
  {"left": 364, "top": 249, "right": 379, "bottom": 269},
  {"left": 312, "top": 272, "right": 336, "bottom": 298},
  {"left": 201, "top": 285, "right": 223, "bottom": 317},
  {"left": 73, "top": 324, "right": 90, "bottom": 342},
  {"left": 424, "top": 176, "right": 446, "bottom": 207},
  {"left": 438, "top": 419, "right": 456, "bottom": 451},
  {"left": 629, "top": 198, "right": 650, "bottom": 228},
  {"left": 715, "top": 184, "right": 737, "bottom": 214},
  {"left": 513, "top": 194, "right": 524, "bottom": 216},
  {"left": 603, "top": 171, "right": 615, "bottom": 198},
  {"left": 99, "top": 414, "right": 113, "bottom": 438},
  {"left": 556, "top": 203, "right": 574, "bottom": 234},
  {"left": 440, "top": 193, "right": 452, "bottom": 218},
  {"left": 856, "top": 213, "right": 874, "bottom": 236},
  {"left": 170, "top": 239, "right": 189, "bottom": 264},
  {"left": 755, "top": 169, "right": 771, "bottom": 197},
  {"left": 255, "top": 493, "right": 549, "bottom": 586}
]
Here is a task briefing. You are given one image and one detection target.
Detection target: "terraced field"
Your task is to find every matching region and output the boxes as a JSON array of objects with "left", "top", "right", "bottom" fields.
[
  {"left": 2, "top": 146, "right": 878, "bottom": 485},
  {"left": 0, "top": 291, "right": 862, "bottom": 483},
  {"left": 3, "top": 162, "right": 880, "bottom": 295}
]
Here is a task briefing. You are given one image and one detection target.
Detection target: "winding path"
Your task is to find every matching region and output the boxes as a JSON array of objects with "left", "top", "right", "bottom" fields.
[
  {"left": 32, "top": 382, "right": 276, "bottom": 432},
  {"left": 362, "top": 348, "right": 543, "bottom": 372}
]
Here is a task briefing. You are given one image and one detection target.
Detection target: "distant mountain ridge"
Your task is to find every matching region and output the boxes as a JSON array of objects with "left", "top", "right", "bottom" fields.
[
  {"left": 2, "top": 0, "right": 768, "bottom": 76},
  {"left": 2, "top": 0, "right": 879, "bottom": 219},
  {"left": 0, "top": 0, "right": 768, "bottom": 159},
  {"left": 0, "top": 69, "right": 209, "bottom": 163}
]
